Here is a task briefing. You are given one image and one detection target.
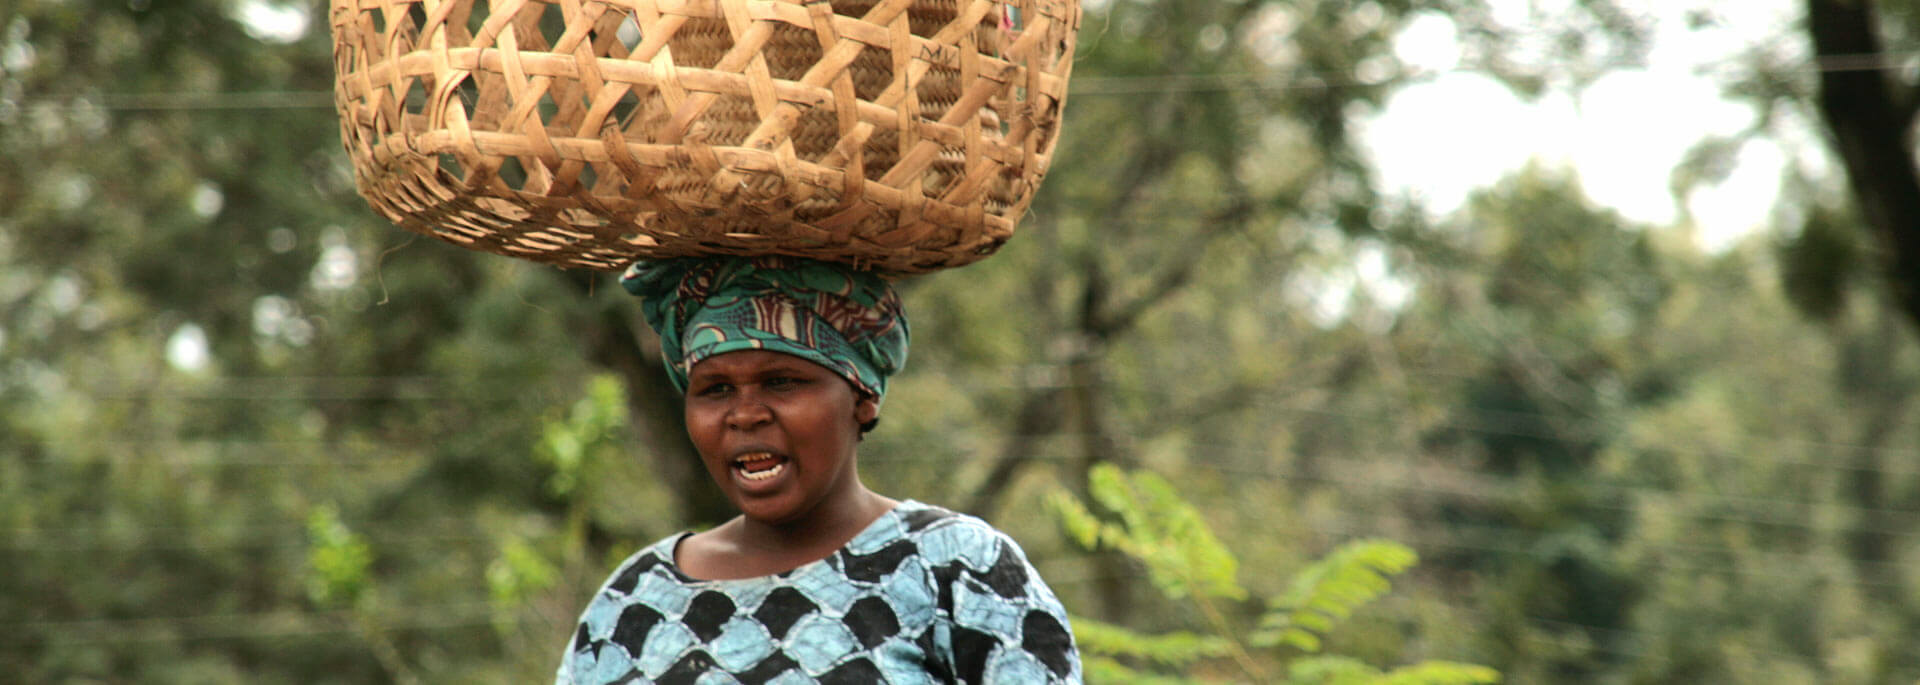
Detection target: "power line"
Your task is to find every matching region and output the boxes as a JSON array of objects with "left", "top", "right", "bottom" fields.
[
  {"left": 18, "top": 432, "right": 1919, "bottom": 537},
  {"left": 882, "top": 427, "right": 1920, "bottom": 528},
  {"left": 1040, "top": 556, "right": 1849, "bottom": 673},
  {"left": 1185, "top": 456, "right": 1920, "bottom": 539},
  {"left": 1240, "top": 398, "right": 1920, "bottom": 477},
  {"left": 886, "top": 446, "right": 1920, "bottom": 541},
  {"left": 2, "top": 526, "right": 492, "bottom": 553},
  {"left": 11, "top": 47, "right": 1920, "bottom": 113},
  {"left": 1302, "top": 516, "right": 1909, "bottom": 591},
  {"left": 7, "top": 602, "right": 506, "bottom": 646},
  {"left": 72, "top": 90, "right": 335, "bottom": 111},
  {"left": 31, "top": 372, "right": 1920, "bottom": 476}
]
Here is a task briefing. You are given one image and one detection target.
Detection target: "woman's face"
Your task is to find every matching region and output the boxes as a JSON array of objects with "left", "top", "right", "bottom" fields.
[{"left": 683, "top": 349, "right": 879, "bottom": 527}]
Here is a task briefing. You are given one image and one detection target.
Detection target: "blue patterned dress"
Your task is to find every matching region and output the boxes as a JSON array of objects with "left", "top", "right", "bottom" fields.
[{"left": 556, "top": 501, "right": 1081, "bottom": 684}]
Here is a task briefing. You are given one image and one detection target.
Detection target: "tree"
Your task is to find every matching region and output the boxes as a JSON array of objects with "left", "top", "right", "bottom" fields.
[
  {"left": 9, "top": 0, "right": 1919, "bottom": 682},
  {"left": 1804, "top": 0, "right": 1920, "bottom": 332}
]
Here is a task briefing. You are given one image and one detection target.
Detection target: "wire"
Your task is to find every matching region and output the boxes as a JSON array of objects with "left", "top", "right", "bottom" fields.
[
  {"left": 8, "top": 602, "right": 505, "bottom": 646},
  {"left": 1301, "top": 517, "right": 1910, "bottom": 591},
  {"left": 2, "top": 526, "right": 492, "bottom": 553},
  {"left": 17, "top": 427, "right": 1920, "bottom": 534},
  {"left": 29, "top": 367, "right": 1920, "bottom": 475},
  {"left": 1184, "top": 457, "right": 1920, "bottom": 538},
  {"left": 73, "top": 90, "right": 335, "bottom": 111},
  {"left": 9, "top": 46, "right": 1919, "bottom": 113},
  {"left": 1237, "top": 398, "right": 1920, "bottom": 476},
  {"left": 1039, "top": 558, "right": 1856, "bottom": 671}
]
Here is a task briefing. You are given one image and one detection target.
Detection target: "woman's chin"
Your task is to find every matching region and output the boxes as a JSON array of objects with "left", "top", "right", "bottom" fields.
[{"left": 726, "top": 484, "right": 807, "bottom": 522}]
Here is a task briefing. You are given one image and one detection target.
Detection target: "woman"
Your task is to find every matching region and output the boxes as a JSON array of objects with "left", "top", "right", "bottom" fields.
[{"left": 556, "top": 257, "right": 1081, "bottom": 684}]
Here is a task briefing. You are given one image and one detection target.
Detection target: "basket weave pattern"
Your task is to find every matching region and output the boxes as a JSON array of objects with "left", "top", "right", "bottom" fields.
[{"left": 331, "top": 0, "right": 1078, "bottom": 273}]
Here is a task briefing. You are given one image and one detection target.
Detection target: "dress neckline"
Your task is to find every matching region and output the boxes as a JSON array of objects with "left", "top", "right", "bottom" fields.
[{"left": 662, "top": 499, "right": 923, "bottom": 584}]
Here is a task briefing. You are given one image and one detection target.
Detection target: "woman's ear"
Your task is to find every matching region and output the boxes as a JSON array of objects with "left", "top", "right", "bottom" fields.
[{"left": 854, "top": 395, "right": 879, "bottom": 427}]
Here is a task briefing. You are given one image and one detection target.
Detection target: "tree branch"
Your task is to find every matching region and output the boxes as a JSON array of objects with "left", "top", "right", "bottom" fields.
[
  {"left": 1090, "top": 198, "right": 1257, "bottom": 340},
  {"left": 962, "top": 386, "right": 1067, "bottom": 517}
]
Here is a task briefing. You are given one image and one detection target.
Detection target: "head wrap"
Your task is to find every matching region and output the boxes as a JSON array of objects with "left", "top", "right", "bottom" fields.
[{"left": 621, "top": 256, "right": 910, "bottom": 402}]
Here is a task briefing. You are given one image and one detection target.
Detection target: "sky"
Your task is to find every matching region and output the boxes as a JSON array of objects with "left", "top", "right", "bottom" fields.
[{"left": 1363, "top": 0, "right": 1816, "bottom": 253}]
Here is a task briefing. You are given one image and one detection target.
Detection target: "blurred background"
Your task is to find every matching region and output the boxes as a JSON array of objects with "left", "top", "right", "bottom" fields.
[{"left": 5, "top": 0, "right": 1920, "bottom": 682}]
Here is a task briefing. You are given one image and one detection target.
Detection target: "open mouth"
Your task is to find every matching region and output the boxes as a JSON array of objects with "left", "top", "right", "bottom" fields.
[{"left": 733, "top": 452, "right": 789, "bottom": 482}]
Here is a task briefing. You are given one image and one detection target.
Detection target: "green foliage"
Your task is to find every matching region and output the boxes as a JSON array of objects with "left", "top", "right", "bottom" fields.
[
  {"left": 487, "top": 535, "right": 561, "bottom": 640},
  {"left": 1050, "top": 465, "right": 1245, "bottom": 601},
  {"left": 487, "top": 537, "right": 559, "bottom": 607},
  {"left": 1254, "top": 540, "right": 1418, "bottom": 653},
  {"left": 304, "top": 503, "right": 373, "bottom": 609},
  {"left": 1777, "top": 201, "right": 1862, "bottom": 323},
  {"left": 7, "top": 0, "right": 1920, "bottom": 681},
  {"left": 1286, "top": 657, "right": 1503, "bottom": 685},
  {"left": 1055, "top": 465, "right": 1499, "bottom": 684},
  {"left": 1082, "top": 656, "right": 1217, "bottom": 685},
  {"left": 1371, "top": 662, "right": 1511, "bottom": 685},
  {"left": 535, "top": 374, "right": 629, "bottom": 497},
  {"left": 1285, "top": 656, "right": 1382, "bottom": 684},
  {"left": 1071, "top": 615, "right": 1233, "bottom": 667}
]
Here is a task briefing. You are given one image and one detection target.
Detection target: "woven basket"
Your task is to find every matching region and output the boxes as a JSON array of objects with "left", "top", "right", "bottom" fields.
[{"left": 330, "top": 0, "right": 1079, "bottom": 273}]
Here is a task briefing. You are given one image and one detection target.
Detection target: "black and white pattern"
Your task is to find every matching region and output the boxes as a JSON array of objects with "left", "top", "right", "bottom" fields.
[{"left": 557, "top": 501, "right": 1080, "bottom": 684}]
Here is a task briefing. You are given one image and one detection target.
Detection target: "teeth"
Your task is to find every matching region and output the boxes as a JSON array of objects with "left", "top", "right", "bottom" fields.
[
  {"left": 740, "top": 462, "right": 785, "bottom": 481},
  {"left": 733, "top": 452, "right": 786, "bottom": 481},
  {"left": 733, "top": 452, "right": 774, "bottom": 464}
]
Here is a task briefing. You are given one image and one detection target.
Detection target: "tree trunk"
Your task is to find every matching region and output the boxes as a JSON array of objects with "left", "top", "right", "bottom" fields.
[
  {"left": 964, "top": 386, "right": 1066, "bottom": 517},
  {"left": 1065, "top": 347, "right": 1139, "bottom": 624},
  {"left": 1839, "top": 310, "right": 1916, "bottom": 596},
  {"left": 1807, "top": 0, "right": 1920, "bottom": 333}
]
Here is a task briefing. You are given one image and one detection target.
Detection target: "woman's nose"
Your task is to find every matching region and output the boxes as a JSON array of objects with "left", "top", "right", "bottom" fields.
[{"left": 724, "top": 394, "right": 772, "bottom": 429}]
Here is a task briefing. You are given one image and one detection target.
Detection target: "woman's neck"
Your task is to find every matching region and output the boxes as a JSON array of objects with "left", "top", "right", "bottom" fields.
[
  {"left": 733, "top": 485, "right": 896, "bottom": 554},
  {"left": 678, "top": 486, "right": 899, "bottom": 580}
]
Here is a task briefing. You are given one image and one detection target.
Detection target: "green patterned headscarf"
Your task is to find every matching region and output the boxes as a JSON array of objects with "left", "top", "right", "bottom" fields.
[{"left": 621, "top": 256, "right": 910, "bottom": 402}]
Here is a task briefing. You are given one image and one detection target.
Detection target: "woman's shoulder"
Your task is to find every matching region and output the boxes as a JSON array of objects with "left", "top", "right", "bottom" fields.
[
  {"left": 892, "top": 500, "right": 997, "bottom": 538},
  {"left": 593, "top": 532, "right": 695, "bottom": 597},
  {"left": 889, "top": 500, "right": 1032, "bottom": 570}
]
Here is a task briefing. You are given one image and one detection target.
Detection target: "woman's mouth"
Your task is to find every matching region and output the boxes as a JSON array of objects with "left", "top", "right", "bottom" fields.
[{"left": 733, "top": 452, "right": 788, "bottom": 481}]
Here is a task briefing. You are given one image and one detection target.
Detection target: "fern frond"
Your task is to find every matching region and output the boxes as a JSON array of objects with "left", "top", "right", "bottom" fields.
[
  {"left": 1047, "top": 491, "right": 1105, "bottom": 550},
  {"left": 1083, "top": 656, "right": 1213, "bottom": 685},
  {"left": 1078, "top": 464, "right": 1247, "bottom": 601},
  {"left": 1071, "top": 615, "right": 1233, "bottom": 667},
  {"left": 1051, "top": 472, "right": 1499, "bottom": 684},
  {"left": 1251, "top": 539, "right": 1417, "bottom": 652},
  {"left": 1375, "top": 661, "right": 1502, "bottom": 685},
  {"left": 1283, "top": 655, "right": 1380, "bottom": 684}
]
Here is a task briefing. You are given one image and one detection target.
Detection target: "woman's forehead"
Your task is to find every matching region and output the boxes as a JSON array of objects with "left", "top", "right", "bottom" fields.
[{"left": 689, "top": 349, "right": 828, "bottom": 376}]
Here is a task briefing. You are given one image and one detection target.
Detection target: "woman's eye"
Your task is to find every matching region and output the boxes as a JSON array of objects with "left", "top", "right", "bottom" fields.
[
  {"left": 693, "top": 382, "right": 732, "bottom": 397},
  {"left": 766, "top": 376, "right": 804, "bottom": 390}
]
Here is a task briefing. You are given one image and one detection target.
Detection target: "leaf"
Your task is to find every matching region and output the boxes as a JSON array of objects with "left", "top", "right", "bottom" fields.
[
  {"left": 1284, "top": 655, "right": 1379, "bottom": 685},
  {"left": 486, "top": 537, "right": 559, "bottom": 606},
  {"left": 1075, "top": 464, "right": 1246, "bottom": 601},
  {"left": 1251, "top": 539, "right": 1417, "bottom": 652},
  {"left": 1082, "top": 656, "right": 1213, "bottom": 685},
  {"left": 1376, "top": 661, "right": 1503, "bottom": 685},
  {"left": 535, "top": 373, "right": 630, "bottom": 497},
  {"left": 1047, "top": 491, "right": 1105, "bottom": 550},
  {"left": 1070, "top": 615, "right": 1233, "bottom": 667},
  {"left": 1284, "top": 656, "right": 1500, "bottom": 685},
  {"left": 303, "top": 503, "right": 373, "bottom": 609}
]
